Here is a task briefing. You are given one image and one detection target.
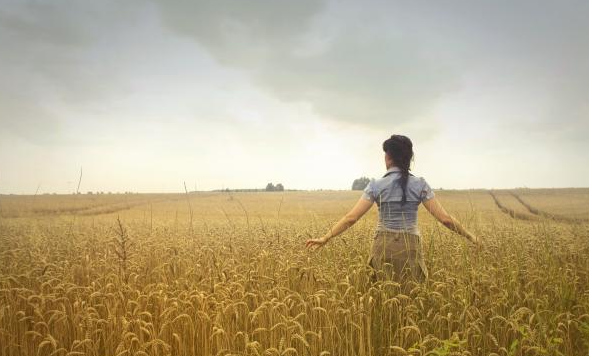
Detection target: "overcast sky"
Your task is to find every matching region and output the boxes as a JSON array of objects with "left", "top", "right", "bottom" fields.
[{"left": 0, "top": 0, "right": 587, "bottom": 194}]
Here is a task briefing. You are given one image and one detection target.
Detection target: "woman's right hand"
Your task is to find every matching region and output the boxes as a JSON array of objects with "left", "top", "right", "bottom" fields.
[{"left": 305, "top": 236, "right": 329, "bottom": 250}]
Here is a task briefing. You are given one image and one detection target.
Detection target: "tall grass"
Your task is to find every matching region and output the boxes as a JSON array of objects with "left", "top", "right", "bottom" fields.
[{"left": 0, "top": 190, "right": 587, "bottom": 355}]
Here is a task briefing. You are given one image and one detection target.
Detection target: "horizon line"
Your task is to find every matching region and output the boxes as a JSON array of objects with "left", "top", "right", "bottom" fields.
[{"left": 1, "top": 186, "right": 589, "bottom": 196}]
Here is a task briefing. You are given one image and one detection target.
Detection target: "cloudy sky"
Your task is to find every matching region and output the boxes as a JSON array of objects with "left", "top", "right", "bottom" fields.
[{"left": 0, "top": 0, "right": 587, "bottom": 194}]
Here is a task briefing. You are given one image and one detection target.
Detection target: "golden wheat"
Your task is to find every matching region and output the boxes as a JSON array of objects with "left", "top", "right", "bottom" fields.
[{"left": 0, "top": 190, "right": 588, "bottom": 355}]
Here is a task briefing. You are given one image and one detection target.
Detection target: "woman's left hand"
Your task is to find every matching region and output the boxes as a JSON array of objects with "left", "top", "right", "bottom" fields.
[{"left": 305, "top": 237, "right": 329, "bottom": 250}]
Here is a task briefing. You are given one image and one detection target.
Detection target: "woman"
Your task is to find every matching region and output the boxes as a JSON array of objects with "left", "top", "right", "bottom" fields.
[{"left": 305, "top": 134, "right": 479, "bottom": 283}]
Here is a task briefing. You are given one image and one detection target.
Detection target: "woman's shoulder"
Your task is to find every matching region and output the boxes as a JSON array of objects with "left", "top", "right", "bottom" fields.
[
  {"left": 363, "top": 175, "right": 390, "bottom": 197},
  {"left": 406, "top": 173, "right": 431, "bottom": 191},
  {"left": 408, "top": 173, "right": 429, "bottom": 184},
  {"left": 408, "top": 173, "right": 435, "bottom": 200}
]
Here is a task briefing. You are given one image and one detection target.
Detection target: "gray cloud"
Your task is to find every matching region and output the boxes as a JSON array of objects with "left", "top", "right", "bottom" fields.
[
  {"left": 0, "top": 0, "right": 145, "bottom": 143},
  {"left": 3, "top": 0, "right": 587, "bottom": 141},
  {"left": 448, "top": 0, "right": 589, "bottom": 141},
  {"left": 154, "top": 0, "right": 589, "bottom": 138},
  {"left": 0, "top": 0, "right": 588, "bottom": 192},
  {"left": 154, "top": 0, "right": 462, "bottom": 127},
  {"left": 155, "top": 0, "right": 325, "bottom": 65}
]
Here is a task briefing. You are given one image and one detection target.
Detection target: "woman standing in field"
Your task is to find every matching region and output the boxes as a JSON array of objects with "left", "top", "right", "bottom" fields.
[{"left": 305, "top": 134, "right": 480, "bottom": 283}]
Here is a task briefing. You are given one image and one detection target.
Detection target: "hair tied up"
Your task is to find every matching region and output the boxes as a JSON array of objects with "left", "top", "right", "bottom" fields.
[{"left": 382, "top": 134, "right": 414, "bottom": 204}]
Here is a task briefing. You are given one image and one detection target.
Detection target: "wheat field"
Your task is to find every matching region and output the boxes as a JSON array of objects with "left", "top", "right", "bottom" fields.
[{"left": 0, "top": 189, "right": 588, "bottom": 356}]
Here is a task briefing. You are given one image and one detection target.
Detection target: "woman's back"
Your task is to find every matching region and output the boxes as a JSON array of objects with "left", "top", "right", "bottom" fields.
[
  {"left": 362, "top": 166, "right": 434, "bottom": 235},
  {"left": 306, "top": 134, "right": 478, "bottom": 285}
]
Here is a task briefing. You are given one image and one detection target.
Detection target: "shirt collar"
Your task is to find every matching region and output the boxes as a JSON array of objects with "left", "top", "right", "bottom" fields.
[
  {"left": 386, "top": 166, "right": 401, "bottom": 173},
  {"left": 382, "top": 166, "right": 401, "bottom": 178}
]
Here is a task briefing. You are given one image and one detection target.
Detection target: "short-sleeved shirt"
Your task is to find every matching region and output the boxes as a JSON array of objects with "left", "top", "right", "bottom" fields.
[{"left": 361, "top": 166, "right": 435, "bottom": 235}]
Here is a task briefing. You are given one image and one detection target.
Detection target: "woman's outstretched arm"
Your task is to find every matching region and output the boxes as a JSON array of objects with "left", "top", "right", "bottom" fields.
[
  {"left": 305, "top": 197, "right": 374, "bottom": 250},
  {"left": 422, "top": 197, "right": 480, "bottom": 244}
]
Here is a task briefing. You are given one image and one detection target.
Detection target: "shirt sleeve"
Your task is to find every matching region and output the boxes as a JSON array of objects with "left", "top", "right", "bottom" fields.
[
  {"left": 420, "top": 178, "right": 435, "bottom": 202},
  {"left": 361, "top": 178, "right": 376, "bottom": 202}
]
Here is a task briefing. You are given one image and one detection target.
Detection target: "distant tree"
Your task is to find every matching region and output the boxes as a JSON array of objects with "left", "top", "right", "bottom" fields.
[
  {"left": 352, "top": 177, "right": 370, "bottom": 190},
  {"left": 275, "top": 183, "right": 284, "bottom": 191},
  {"left": 87, "top": 191, "right": 93, "bottom": 195},
  {"left": 266, "top": 183, "right": 275, "bottom": 191}
]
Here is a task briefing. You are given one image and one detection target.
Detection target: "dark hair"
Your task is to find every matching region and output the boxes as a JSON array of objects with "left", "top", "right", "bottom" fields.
[{"left": 382, "top": 134, "right": 414, "bottom": 204}]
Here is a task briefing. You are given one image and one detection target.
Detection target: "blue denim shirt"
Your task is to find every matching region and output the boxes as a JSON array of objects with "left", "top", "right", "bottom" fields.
[{"left": 361, "top": 166, "right": 435, "bottom": 235}]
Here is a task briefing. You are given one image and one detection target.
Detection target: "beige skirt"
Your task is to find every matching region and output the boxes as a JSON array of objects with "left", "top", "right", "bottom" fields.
[{"left": 367, "top": 230, "right": 429, "bottom": 283}]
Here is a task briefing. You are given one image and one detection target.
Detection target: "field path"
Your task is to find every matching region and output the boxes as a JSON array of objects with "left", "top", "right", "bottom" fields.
[
  {"left": 27, "top": 196, "right": 183, "bottom": 217},
  {"left": 509, "top": 191, "right": 583, "bottom": 223},
  {"left": 488, "top": 191, "right": 540, "bottom": 221}
]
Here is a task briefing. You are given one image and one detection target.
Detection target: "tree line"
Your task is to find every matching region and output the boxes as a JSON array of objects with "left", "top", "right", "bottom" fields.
[
  {"left": 352, "top": 177, "right": 370, "bottom": 190},
  {"left": 265, "top": 183, "right": 284, "bottom": 191}
]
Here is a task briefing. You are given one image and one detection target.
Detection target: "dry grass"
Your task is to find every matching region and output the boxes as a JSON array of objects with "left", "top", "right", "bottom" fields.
[
  {"left": 0, "top": 189, "right": 588, "bottom": 356},
  {"left": 514, "top": 189, "right": 589, "bottom": 221}
]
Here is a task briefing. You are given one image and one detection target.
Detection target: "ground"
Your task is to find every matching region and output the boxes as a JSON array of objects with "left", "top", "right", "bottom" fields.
[{"left": 0, "top": 189, "right": 588, "bottom": 355}]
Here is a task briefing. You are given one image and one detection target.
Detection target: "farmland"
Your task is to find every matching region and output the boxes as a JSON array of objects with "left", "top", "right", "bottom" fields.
[{"left": 1, "top": 189, "right": 588, "bottom": 356}]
